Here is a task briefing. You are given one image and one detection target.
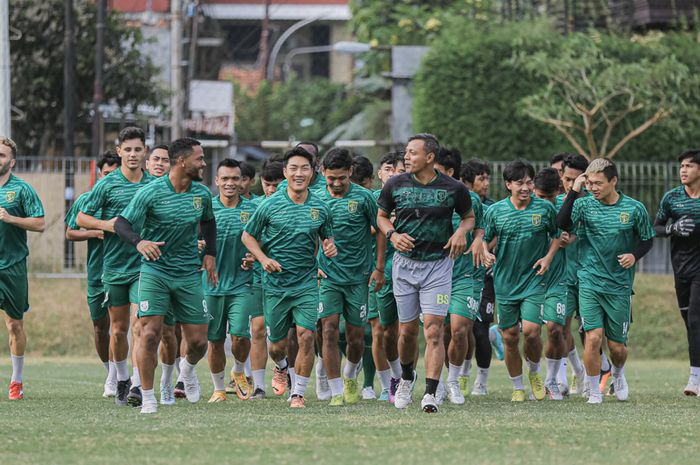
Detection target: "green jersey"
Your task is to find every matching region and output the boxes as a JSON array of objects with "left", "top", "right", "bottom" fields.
[
  {"left": 556, "top": 192, "right": 589, "bottom": 286},
  {"left": 244, "top": 188, "right": 333, "bottom": 291},
  {"left": 372, "top": 189, "right": 396, "bottom": 281},
  {"left": 0, "top": 174, "right": 45, "bottom": 269},
  {"left": 317, "top": 183, "right": 377, "bottom": 285},
  {"left": 571, "top": 193, "right": 655, "bottom": 294},
  {"left": 483, "top": 196, "right": 558, "bottom": 301},
  {"left": 120, "top": 175, "right": 214, "bottom": 279},
  {"left": 452, "top": 191, "right": 484, "bottom": 284},
  {"left": 250, "top": 195, "right": 266, "bottom": 288},
  {"left": 81, "top": 169, "right": 153, "bottom": 279},
  {"left": 656, "top": 186, "right": 700, "bottom": 278},
  {"left": 65, "top": 191, "right": 103, "bottom": 284},
  {"left": 203, "top": 196, "right": 257, "bottom": 296}
]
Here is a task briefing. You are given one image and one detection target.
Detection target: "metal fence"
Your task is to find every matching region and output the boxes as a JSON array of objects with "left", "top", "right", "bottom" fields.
[{"left": 15, "top": 157, "right": 679, "bottom": 275}]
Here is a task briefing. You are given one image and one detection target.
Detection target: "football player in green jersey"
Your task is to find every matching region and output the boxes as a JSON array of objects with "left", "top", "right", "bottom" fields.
[
  {"left": 558, "top": 158, "right": 655, "bottom": 404},
  {"left": 145, "top": 144, "right": 171, "bottom": 177},
  {"left": 317, "top": 148, "right": 383, "bottom": 406},
  {"left": 0, "top": 137, "right": 46, "bottom": 400},
  {"left": 77, "top": 127, "right": 152, "bottom": 406},
  {"left": 242, "top": 147, "right": 336, "bottom": 408},
  {"left": 115, "top": 137, "right": 218, "bottom": 414},
  {"left": 239, "top": 161, "right": 258, "bottom": 201},
  {"left": 654, "top": 150, "right": 700, "bottom": 395},
  {"left": 482, "top": 160, "right": 560, "bottom": 402},
  {"left": 65, "top": 151, "right": 120, "bottom": 397}
]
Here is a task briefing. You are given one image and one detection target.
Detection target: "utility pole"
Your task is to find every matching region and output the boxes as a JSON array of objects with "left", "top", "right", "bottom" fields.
[
  {"left": 170, "top": 0, "right": 183, "bottom": 139},
  {"left": 64, "top": 0, "right": 77, "bottom": 268},
  {"left": 0, "top": 0, "right": 11, "bottom": 137},
  {"left": 259, "top": 0, "right": 271, "bottom": 79},
  {"left": 185, "top": 1, "right": 199, "bottom": 116},
  {"left": 91, "top": 0, "right": 106, "bottom": 157}
]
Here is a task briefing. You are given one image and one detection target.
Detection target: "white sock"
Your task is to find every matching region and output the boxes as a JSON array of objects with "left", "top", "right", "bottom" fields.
[
  {"left": 275, "top": 358, "right": 288, "bottom": 370},
  {"left": 244, "top": 356, "right": 252, "bottom": 377},
  {"left": 545, "top": 358, "right": 561, "bottom": 385},
  {"left": 211, "top": 370, "right": 225, "bottom": 392},
  {"left": 103, "top": 361, "right": 109, "bottom": 372},
  {"left": 475, "top": 367, "right": 489, "bottom": 386},
  {"left": 107, "top": 361, "right": 117, "bottom": 384},
  {"left": 690, "top": 366, "right": 700, "bottom": 384},
  {"left": 611, "top": 364, "right": 625, "bottom": 379},
  {"left": 586, "top": 374, "right": 601, "bottom": 396},
  {"left": 527, "top": 359, "right": 541, "bottom": 374},
  {"left": 460, "top": 359, "right": 472, "bottom": 377},
  {"left": 557, "top": 358, "right": 568, "bottom": 385},
  {"left": 389, "top": 358, "right": 401, "bottom": 379},
  {"left": 568, "top": 348, "right": 584, "bottom": 374},
  {"left": 343, "top": 360, "right": 360, "bottom": 379},
  {"left": 142, "top": 388, "right": 157, "bottom": 405},
  {"left": 355, "top": 358, "right": 363, "bottom": 377},
  {"left": 510, "top": 374, "right": 525, "bottom": 391},
  {"left": 115, "top": 359, "right": 129, "bottom": 382},
  {"left": 600, "top": 352, "right": 611, "bottom": 372},
  {"left": 233, "top": 357, "right": 246, "bottom": 373},
  {"left": 180, "top": 358, "right": 196, "bottom": 379},
  {"left": 253, "top": 369, "right": 265, "bottom": 391},
  {"left": 131, "top": 366, "right": 141, "bottom": 387},
  {"left": 289, "top": 367, "right": 296, "bottom": 388},
  {"left": 447, "top": 363, "right": 461, "bottom": 384},
  {"left": 10, "top": 355, "right": 24, "bottom": 383},
  {"left": 316, "top": 357, "right": 327, "bottom": 378},
  {"left": 175, "top": 357, "right": 182, "bottom": 377},
  {"left": 329, "top": 377, "right": 344, "bottom": 396},
  {"left": 292, "top": 375, "right": 310, "bottom": 397},
  {"left": 160, "top": 363, "right": 174, "bottom": 387},
  {"left": 378, "top": 369, "right": 392, "bottom": 390}
]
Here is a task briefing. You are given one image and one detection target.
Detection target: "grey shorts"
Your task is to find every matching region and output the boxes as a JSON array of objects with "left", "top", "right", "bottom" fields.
[{"left": 391, "top": 254, "right": 453, "bottom": 323}]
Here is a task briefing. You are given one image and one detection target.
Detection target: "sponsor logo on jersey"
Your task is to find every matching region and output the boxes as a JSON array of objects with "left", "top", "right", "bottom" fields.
[
  {"left": 5, "top": 191, "right": 15, "bottom": 203},
  {"left": 310, "top": 208, "right": 319, "bottom": 221},
  {"left": 348, "top": 200, "right": 358, "bottom": 214},
  {"left": 531, "top": 214, "right": 541, "bottom": 226},
  {"left": 240, "top": 211, "right": 250, "bottom": 224},
  {"left": 620, "top": 212, "right": 630, "bottom": 224},
  {"left": 193, "top": 196, "right": 202, "bottom": 210}
]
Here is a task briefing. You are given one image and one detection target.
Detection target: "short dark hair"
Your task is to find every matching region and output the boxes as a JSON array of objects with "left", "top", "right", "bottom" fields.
[
  {"left": 585, "top": 158, "right": 618, "bottom": 182},
  {"left": 98, "top": 150, "right": 121, "bottom": 170},
  {"left": 296, "top": 141, "right": 319, "bottom": 157},
  {"left": 408, "top": 133, "right": 440, "bottom": 159},
  {"left": 678, "top": 149, "right": 700, "bottom": 165},
  {"left": 261, "top": 160, "right": 284, "bottom": 181},
  {"left": 168, "top": 137, "right": 201, "bottom": 161},
  {"left": 351, "top": 155, "right": 374, "bottom": 183},
  {"left": 322, "top": 148, "right": 353, "bottom": 171},
  {"left": 118, "top": 126, "right": 146, "bottom": 145},
  {"left": 378, "top": 151, "right": 404, "bottom": 168},
  {"left": 503, "top": 159, "right": 535, "bottom": 183},
  {"left": 239, "top": 161, "right": 256, "bottom": 179},
  {"left": 534, "top": 168, "right": 561, "bottom": 196},
  {"left": 436, "top": 147, "right": 461, "bottom": 179},
  {"left": 550, "top": 152, "right": 570, "bottom": 166},
  {"left": 460, "top": 164, "right": 476, "bottom": 184},
  {"left": 217, "top": 158, "right": 241, "bottom": 173},
  {"left": 562, "top": 153, "right": 589, "bottom": 173},
  {"left": 466, "top": 159, "right": 490, "bottom": 176},
  {"left": 152, "top": 144, "right": 169, "bottom": 151},
  {"left": 283, "top": 146, "right": 314, "bottom": 166},
  {"left": 268, "top": 152, "right": 285, "bottom": 162}
]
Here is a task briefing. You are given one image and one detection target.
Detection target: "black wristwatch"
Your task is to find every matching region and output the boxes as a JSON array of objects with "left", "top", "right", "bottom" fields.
[{"left": 386, "top": 229, "right": 396, "bottom": 241}]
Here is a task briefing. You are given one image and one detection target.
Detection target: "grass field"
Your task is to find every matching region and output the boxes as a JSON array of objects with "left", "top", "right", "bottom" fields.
[{"left": 0, "top": 358, "right": 697, "bottom": 465}]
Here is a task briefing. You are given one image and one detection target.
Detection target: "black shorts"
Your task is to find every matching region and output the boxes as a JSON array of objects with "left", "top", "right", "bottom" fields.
[
  {"left": 478, "top": 273, "right": 495, "bottom": 325},
  {"left": 675, "top": 274, "right": 700, "bottom": 311}
]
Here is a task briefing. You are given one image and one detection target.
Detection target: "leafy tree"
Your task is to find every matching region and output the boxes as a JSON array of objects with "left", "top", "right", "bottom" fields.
[{"left": 9, "top": 0, "right": 164, "bottom": 155}]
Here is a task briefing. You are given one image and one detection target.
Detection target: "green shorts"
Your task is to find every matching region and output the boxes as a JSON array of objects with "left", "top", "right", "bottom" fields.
[
  {"left": 0, "top": 260, "right": 28, "bottom": 320},
  {"left": 448, "top": 281, "right": 479, "bottom": 321},
  {"left": 137, "top": 272, "right": 209, "bottom": 325},
  {"left": 104, "top": 272, "right": 139, "bottom": 307},
  {"left": 264, "top": 287, "right": 318, "bottom": 343},
  {"left": 578, "top": 287, "right": 632, "bottom": 344},
  {"left": 87, "top": 281, "right": 108, "bottom": 321},
  {"left": 250, "top": 286, "right": 263, "bottom": 319},
  {"left": 543, "top": 287, "right": 568, "bottom": 326},
  {"left": 497, "top": 294, "right": 544, "bottom": 329},
  {"left": 207, "top": 291, "right": 258, "bottom": 341},
  {"left": 566, "top": 285, "right": 579, "bottom": 317},
  {"left": 318, "top": 280, "right": 369, "bottom": 328},
  {"left": 368, "top": 281, "right": 398, "bottom": 327}
]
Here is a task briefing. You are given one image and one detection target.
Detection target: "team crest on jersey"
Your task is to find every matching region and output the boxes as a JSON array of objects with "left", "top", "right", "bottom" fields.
[
  {"left": 5, "top": 191, "right": 15, "bottom": 203},
  {"left": 348, "top": 200, "right": 358, "bottom": 214},
  {"left": 240, "top": 211, "right": 250, "bottom": 224},
  {"left": 193, "top": 196, "right": 202, "bottom": 210},
  {"left": 436, "top": 190, "right": 447, "bottom": 203},
  {"left": 620, "top": 212, "right": 630, "bottom": 224},
  {"left": 139, "top": 301, "right": 149, "bottom": 312},
  {"left": 310, "top": 208, "right": 319, "bottom": 221},
  {"left": 531, "top": 214, "right": 541, "bottom": 226}
]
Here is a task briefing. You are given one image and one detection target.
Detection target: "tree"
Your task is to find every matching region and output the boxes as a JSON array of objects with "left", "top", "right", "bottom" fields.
[
  {"left": 515, "top": 33, "right": 695, "bottom": 159},
  {"left": 9, "top": 0, "right": 164, "bottom": 155}
]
